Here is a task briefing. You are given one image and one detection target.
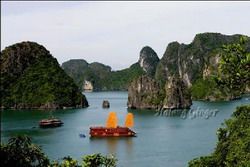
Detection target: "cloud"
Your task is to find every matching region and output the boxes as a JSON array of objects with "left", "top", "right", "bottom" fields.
[{"left": 1, "top": 1, "right": 250, "bottom": 70}]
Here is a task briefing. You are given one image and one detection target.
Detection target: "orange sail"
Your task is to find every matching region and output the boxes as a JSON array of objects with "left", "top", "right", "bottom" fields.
[
  {"left": 125, "top": 113, "right": 134, "bottom": 128},
  {"left": 106, "top": 112, "right": 118, "bottom": 128}
]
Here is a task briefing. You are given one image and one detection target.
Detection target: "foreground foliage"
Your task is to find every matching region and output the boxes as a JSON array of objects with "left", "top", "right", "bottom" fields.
[
  {"left": 1, "top": 135, "right": 117, "bottom": 167},
  {"left": 217, "top": 36, "right": 250, "bottom": 98},
  {"left": 188, "top": 105, "right": 250, "bottom": 167},
  {"left": 51, "top": 154, "right": 117, "bottom": 167},
  {"left": 82, "top": 154, "right": 117, "bottom": 167},
  {"left": 0, "top": 135, "right": 50, "bottom": 167}
]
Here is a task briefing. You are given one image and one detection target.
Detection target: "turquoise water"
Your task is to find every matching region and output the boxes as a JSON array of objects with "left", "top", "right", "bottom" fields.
[{"left": 1, "top": 92, "right": 250, "bottom": 167}]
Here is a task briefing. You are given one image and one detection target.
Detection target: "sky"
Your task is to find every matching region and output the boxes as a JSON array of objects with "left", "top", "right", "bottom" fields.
[{"left": 1, "top": 1, "right": 250, "bottom": 70}]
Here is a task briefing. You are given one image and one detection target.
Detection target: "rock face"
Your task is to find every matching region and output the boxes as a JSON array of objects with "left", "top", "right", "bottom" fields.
[
  {"left": 62, "top": 61, "right": 145, "bottom": 91},
  {"left": 127, "top": 75, "right": 162, "bottom": 109},
  {"left": 155, "top": 33, "right": 247, "bottom": 88},
  {"left": 138, "top": 46, "right": 159, "bottom": 77},
  {"left": 83, "top": 80, "right": 93, "bottom": 91},
  {"left": 62, "top": 59, "right": 111, "bottom": 91},
  {"left": 163, "top": 77, "right": 192, "bottom": 109},
  {"left": 155, "top": 33, "right": 250, "bottom": 101},
  {"left": 102, "top": 100, "right": 110, "bottom": 108},
  {"left": 62, "top": 47, "right": 159, "bottom": 91},
  {"left": 128, "top": 33, "right": 250, "bottom": 109},
  {"left": 127, "top": 75, "right": 191, "bottom": 109},
  {"left": 0, "top": 41, "right": 89, "bottom": 109}
]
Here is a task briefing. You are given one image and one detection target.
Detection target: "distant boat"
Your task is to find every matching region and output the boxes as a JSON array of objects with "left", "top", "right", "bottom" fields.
[
  {"left": 39, "top": 118, "right": 63, "bottom": 128},
  {"left": 89, "top": 112, "right": 136, "bottom": 137}
]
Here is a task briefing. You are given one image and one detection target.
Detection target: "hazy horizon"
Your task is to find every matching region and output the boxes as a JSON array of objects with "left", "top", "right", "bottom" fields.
[{"left": 2, "top": 1, "right": 250, "bottom": 70}]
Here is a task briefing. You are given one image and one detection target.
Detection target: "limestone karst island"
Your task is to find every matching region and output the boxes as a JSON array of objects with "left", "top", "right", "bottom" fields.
[{"left": 1, "top": 1, "right": 250, "bottom": 167}]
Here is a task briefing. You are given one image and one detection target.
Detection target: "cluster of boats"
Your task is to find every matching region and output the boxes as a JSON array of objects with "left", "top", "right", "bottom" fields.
[{"left": 39, "top": 112, "right": 136, "bottom": 137}]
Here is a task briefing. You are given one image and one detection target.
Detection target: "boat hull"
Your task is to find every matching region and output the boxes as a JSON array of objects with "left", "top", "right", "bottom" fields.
[
  {"left": 39, "top": 119, "right": 63, "bottom": 128},
  {"left": 90, "top": 126, "right": 136, "bottom": 137}
]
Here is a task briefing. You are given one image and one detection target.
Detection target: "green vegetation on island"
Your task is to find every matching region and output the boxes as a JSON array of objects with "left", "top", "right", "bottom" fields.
[
  {"left": 155, "top": 33, "right": 250, "bottom": 101},
  {"left": 62, "top": 60, "right": 148, "bottom": 91},
  {"left": 191, "top": 36, "right": 250, "bottom": 101},
  {"left": 127, "top": 33, "right": 250, "bottom": 110},
  {"left": 191, "top": 77, "right": 226, "bottom": 101},
  {"left": 62, "top": 60, "right": 112, "bottom": 91},
  {"left": 0, "top": 41, "right": 88, "bottom": 109},
  {"left": 189, "top": 36, "right": 250, "bottom": 167},
  {"left": 62, "top": 60, "right": 145, "bottom": 91},
  {"left": 103, "top": 63, "right": 145, "bottom": 90},
  {"left": 62, "top": 33, "right": 250, "bottom": 103}
]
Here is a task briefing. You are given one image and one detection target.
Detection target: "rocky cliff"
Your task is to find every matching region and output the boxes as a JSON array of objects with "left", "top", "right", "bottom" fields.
[
  {"left": 127, "top": 75, "right": 192, "bottom": 110},
  {"left": 0, "top": 41, "right": 88, "bottom": 109},
  {"left": 60, "top": 32, "right": 249, "bottom": 110},
  {"left": 128, "top": 33, "right": 249, "bottom": 109},
  {"left": 127, "top": 75, "right": 162, "bottom": 109},
  {"left": 62, "top": 59, "right": 111, "bottom": 91},
  {"left": 62, "top": 59, "right": 144, "bottom": 91},
  {"left": 155, "top": 33, "right": 250, "bottom": 88},
  {"left": 162, "top": 77, "right": 192, "bottom": 109},
  {"left": 62, "top": 46, "right": 160, "bottom": 91},
  {"left": 83, "top": 80, "right": 94, "bottom": 91},
  {"left": 155, "top": 33, "right": 250, "bottom": 100},
  {"left": 138, "top": 46, "right": 159, "bottom": 77}
]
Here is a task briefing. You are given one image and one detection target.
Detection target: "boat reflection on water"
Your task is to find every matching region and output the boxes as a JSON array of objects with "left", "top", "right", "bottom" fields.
[
  {"left": 89, "top": 137, "right": 134, "bottom": 155},
  {"left": 89, "top": 112, "right": 135, "bottom": 155}
]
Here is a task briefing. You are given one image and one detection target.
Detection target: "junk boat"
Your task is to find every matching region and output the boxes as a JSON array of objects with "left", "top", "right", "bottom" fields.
[
  {"left": 90, "top": 112, "right": 136, "bottom": 137},
  {"left": 39, "top": 118, "right": 63, "bottom": 128},
  {"left": 90, "top": 126, "right": 136, "bottom": 137}
]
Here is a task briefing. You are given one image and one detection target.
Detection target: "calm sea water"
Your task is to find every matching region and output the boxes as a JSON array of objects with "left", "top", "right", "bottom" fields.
[{"left": 1, "top": 92, "right": 250, "bottom": 167}]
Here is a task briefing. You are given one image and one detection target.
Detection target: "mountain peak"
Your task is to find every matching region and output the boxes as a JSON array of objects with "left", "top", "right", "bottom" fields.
[
  {"left": 138, "top": 46, "right": 159, "bottom": 77},
  {"left": 1, "top": 41, "right": 88, "bottom": 109}
]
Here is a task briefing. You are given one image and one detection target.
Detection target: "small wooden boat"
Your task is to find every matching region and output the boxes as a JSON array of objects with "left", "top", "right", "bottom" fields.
[{"left": 39, "top": 118, "right": 63, "bottom": 128}]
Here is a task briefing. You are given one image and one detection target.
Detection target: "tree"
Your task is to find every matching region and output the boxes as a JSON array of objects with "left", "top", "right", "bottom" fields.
[
  {"left": 217, "top": 36, "right": 250, "bottom": 99},
  {"left": 188, "top": 105, "right": 250, "bottom": 167},
  {"left": 82, "top": 153, "right": 117, "bottom": 167},
  {"left": 50, "top": 156, "right": 79, "bottom": 167},
  {"left": 0, "top": 135, "right": 50, "bottom": 167},
  {"left": 1, "top": 135, "right": 118, "bottom": 167}
]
